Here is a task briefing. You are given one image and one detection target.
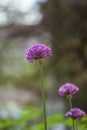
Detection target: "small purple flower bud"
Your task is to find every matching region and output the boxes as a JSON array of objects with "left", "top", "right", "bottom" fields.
[
  {"left": 25, "top": 43, "right": 52, "bottom": 63},
  {"left": 65, "top": 108, "right": 86, "bottom": 119},
  {"left": 58, "top": 83, "right": 79, "bottom": 96}
]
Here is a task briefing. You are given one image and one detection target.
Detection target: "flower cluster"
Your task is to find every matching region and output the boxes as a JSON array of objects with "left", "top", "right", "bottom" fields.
[
  {"left": 58, "top": 83, "right": 79, "bottom": 96},
  {"left": 25, "top": 43, "right": 86, "bottom": 130},
  {"left": 25, "top": 43, "right": 52, "bottom": 63},
  {"left": 65, "top": 108, "right": 86, "bottom": 119},
  {"left": 58, "top": 82, "right": 86, "bottom": 121},
  {"left": 25, "top": 43, "right": 52, "bottom": 130}
]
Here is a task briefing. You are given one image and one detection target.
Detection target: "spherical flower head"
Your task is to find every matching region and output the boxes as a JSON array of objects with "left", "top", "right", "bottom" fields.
[
  {"left": 65, "top": 108, "right": 86, "bottom": 119},
  {"left": 58, "top": 83, "right": 79, "bottom": 96},
  {"left": 25, "top": 43, "right": 52, "bottom": 63}
]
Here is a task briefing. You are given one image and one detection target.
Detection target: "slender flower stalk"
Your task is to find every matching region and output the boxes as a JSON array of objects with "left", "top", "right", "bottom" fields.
[
  {"left": 73, "top": 119, "right": 76, "bottom": 130},
  {"left": 39, "top": 59, "right": 47, "bottom": 130},
  {"left": 75, "top": 119, "right": 78, "bottom": 130},
  {"left": 25, "top": 43, "right": 52, "bottom": 130},
  {"left": 65, "top": 108, "right": 86, "bottom": 130},
  {"left": 58, "top": 83, "right": 80, "bottom": 130},
  {"left": 67, "top": 94, "right": 72, "bottom": 109},
  {"left": 67, "top": 94, "right": 75, "bottom": 130}
]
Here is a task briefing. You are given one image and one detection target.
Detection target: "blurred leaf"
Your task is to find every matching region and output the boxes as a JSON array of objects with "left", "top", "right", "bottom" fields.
[
  {"left": 47, "top": 113, "right": 63, "bottom": 128},
  {"left": 64, "top": 118, "right": 72, "bottom": 127}
]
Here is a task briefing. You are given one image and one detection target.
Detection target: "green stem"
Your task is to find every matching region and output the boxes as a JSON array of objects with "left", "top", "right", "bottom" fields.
[
  {"left": 39, "top": 60, "right": 47, "bottom": 130},
  {"left": 75, "top": 119, "right": 78, "bottom": 130},
  {"left": 68, "top": 94, "right": 72, "bottom": 109},
  {"left": 68, "top": 94, "right": 76, "bottom": 130},
  {"left": 73, "top": 119, "right": 76, "bottom": 130}
]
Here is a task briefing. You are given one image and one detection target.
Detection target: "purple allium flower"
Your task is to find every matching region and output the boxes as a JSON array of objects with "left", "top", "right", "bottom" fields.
[
  {"left": 58, "top": 83, "right": 79, "bottom": 96},
  {"left": 65, "top": 108, "right": 86, "bottom": 119},
  {"left": 25, "top": 43, "right": 52, "bottom": 63}
]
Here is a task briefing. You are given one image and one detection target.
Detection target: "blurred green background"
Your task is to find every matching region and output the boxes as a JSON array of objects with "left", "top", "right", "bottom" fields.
[{"left": 0, "top": 0, "right": 87, "bottom": 129}]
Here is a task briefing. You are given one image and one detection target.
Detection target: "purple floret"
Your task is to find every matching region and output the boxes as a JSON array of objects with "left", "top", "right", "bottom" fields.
[
  {"left": 65, "top": 108, "right": 86, "bottom": 119},
  {"left": 25, "top": 43, "right": 52, "bottom": 63},
  {"left": 58, "top": 83, "right": 79, "bottom": 96}
]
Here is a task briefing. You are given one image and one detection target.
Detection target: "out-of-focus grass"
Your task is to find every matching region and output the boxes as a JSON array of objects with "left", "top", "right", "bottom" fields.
[{"left": 0, "top": 105, "right": 87, "bottom": 130}]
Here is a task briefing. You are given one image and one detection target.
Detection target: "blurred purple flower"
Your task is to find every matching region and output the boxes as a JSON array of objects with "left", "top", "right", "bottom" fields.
[
  {"left": 25, "top": 43, "right": 52, "bottom": 63},
  {"left": 58, "top": 83, "right": 79, "bottom": 96},
  {"left": 65, "top": 108, "right": 86, "bottom": 119}
]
